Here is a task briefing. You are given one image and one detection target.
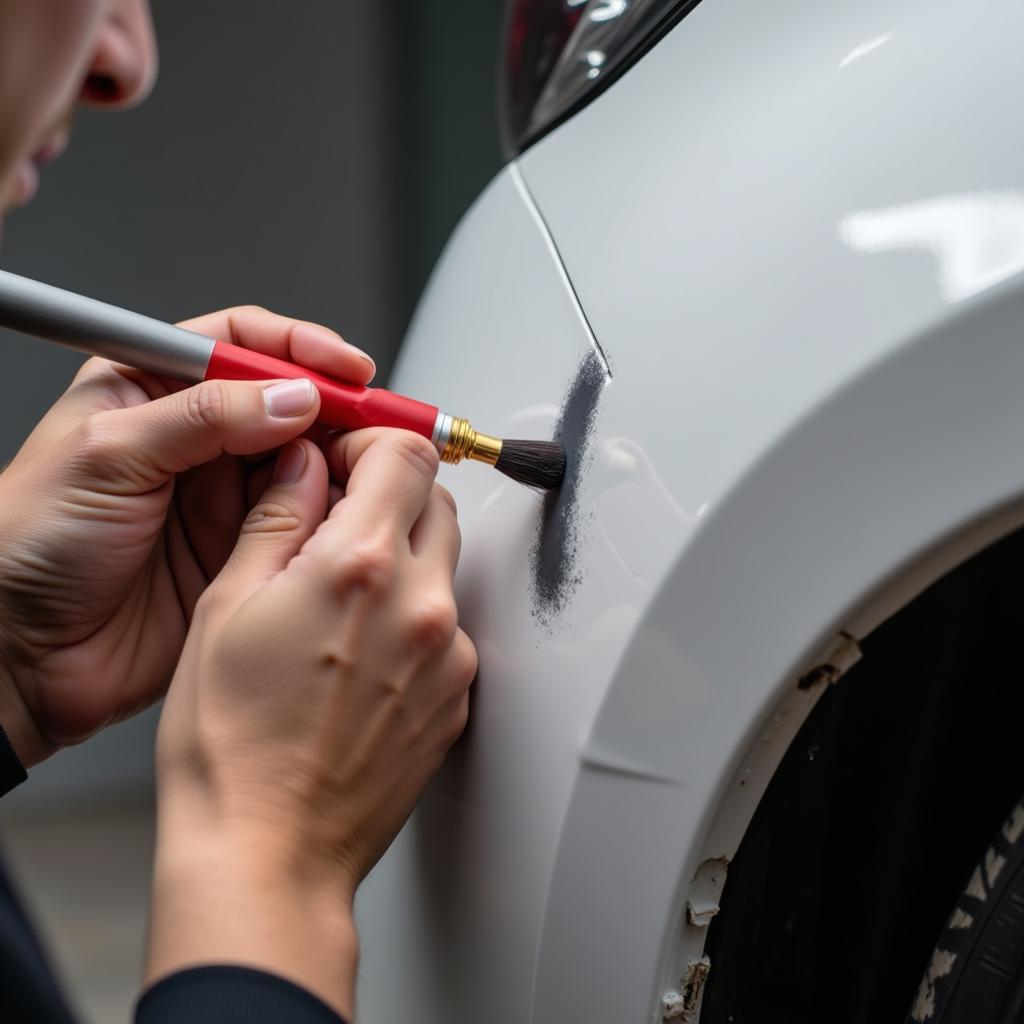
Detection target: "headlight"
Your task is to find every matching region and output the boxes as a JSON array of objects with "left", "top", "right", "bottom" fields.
[{"left": 501, "top": 0, "right": 703, "bottom": 155}]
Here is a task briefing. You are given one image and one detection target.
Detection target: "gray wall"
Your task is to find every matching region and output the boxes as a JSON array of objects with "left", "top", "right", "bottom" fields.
[
  {"left": 397, "top": 0, "right": 507, "bottom": 300},
  {"left": 0, "top": 2, "right": 402, "bottom": 459},
  {"left": 0, "top": 1, "right": 506, "bottom": 808}
]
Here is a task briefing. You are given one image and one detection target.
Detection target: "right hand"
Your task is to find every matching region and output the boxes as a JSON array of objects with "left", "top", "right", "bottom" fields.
[{"left": 147, "top": 429, "right": 477, "bottom": 1018}]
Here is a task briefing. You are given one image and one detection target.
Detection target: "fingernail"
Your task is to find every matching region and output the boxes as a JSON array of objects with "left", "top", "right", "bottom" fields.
[
  {"left": 273, "top": 442, "right": 307, "bottom": 485},
  {"left": 344, "top": 342, "right": 376, "bottom": 377},
  {"left": 264, "top": 378, "right": 316, "bottom": 417}
]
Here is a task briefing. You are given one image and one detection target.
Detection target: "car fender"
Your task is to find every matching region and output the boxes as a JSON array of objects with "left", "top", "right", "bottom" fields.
[{"left": 357, "top": 0, "right": 1024, "bottom": 1019}]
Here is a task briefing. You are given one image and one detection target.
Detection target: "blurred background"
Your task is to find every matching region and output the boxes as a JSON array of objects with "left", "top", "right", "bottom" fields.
[{"left": 0, "top": 2, "right": 505, "bottom": 1019}]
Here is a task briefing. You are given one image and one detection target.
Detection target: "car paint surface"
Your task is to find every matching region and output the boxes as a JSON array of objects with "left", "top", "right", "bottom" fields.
[
  {"left": 355, "top": 167, "right": 626, "bottom": 1024},
  {"left": 358, "top": 1, "right": 1024, "bottom": 1021}
]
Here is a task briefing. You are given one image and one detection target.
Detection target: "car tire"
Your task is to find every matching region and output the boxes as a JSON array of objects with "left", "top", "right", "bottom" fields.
[{"left": 907, "top": 799, "right": 1024, "bottom": 1024}]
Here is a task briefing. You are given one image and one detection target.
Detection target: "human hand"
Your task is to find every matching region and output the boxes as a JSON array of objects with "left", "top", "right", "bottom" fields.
[
  {"left": 0, "top": 306, "right": 375, "bottom": 767},
  {"left": 147, "top": 429, "right": 476, "bottom": 1016}
]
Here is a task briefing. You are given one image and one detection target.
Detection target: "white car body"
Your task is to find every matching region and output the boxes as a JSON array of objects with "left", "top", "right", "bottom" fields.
[{"left": 358, "top": 1, "right": 1024, "bottom": 1020}]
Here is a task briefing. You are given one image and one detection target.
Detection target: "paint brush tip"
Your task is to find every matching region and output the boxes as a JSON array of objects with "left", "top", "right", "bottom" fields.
[{"left": 494, "top": 439, "right": 566, "bottom": 490}]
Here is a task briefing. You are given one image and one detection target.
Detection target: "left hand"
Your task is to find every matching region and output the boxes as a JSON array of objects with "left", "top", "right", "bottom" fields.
[{"left": 0, "top": 306, "right": 376, "bottom": 767}]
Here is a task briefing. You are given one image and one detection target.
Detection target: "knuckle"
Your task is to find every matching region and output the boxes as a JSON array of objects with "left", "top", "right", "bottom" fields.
[
  {"left": 435, "top": 695, "right": 470, "bottom": 751},
  {"left": 407, "top": 594, "right": 458, "bottom": 651},
  {"left": 390, "top": 432, "right": 439, "bottom": 479},
  {"left": 186, "top": 380, "right": 227, "bottom": 430},
  {"left": 73, "top": 411, "right": 128, "bottom": 467},
  {"left": 433, "top": 484, "right": 458, "bottom": 517},
  {"left": 230, "top": 303, "right": 270, "bottom": 318},
  {"left": 317, "top": 642, "right": 357, "bottom": 676},
  {"left": 74, "top": 356, "right": 110, "bottom": 382},
  {"left": 449, "top": 694, "right": 471, "bottom": 739},
  {"left": 455, "top": 632, "right": 479, "bottom": 687},
  {"left": 336, "top": 537, "right": 395, "bottom": 593},
  {"left": 241, "top": 500, "right": 302, "bottom": 535}
]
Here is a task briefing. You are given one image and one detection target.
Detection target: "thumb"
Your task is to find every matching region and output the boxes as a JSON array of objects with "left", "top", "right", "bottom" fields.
[
  {"left": 217, "top": 439, "right": 329, "bottom": 593},
  {"left": 87, "top": 377, "right": 320, "bottom": 484}
]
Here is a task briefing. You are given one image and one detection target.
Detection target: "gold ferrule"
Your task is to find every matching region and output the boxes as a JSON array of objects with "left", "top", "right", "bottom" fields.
[{"left": 440, "top": 417, "right": 503, "bottom": 467}]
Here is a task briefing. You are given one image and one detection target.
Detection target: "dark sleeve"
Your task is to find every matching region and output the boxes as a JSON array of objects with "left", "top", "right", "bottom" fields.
[
  {"left": 1, "top": 720, "right": 348, "bottom": 1024},
  {"left": 0, "top": 721, "right": 27, "bottom": 798},
  {"left": 136, "top": 966, "right": 349, "bottom": 1024},
  {"left": 0, "top": 855, "right": 77, "bottom": 1023}
]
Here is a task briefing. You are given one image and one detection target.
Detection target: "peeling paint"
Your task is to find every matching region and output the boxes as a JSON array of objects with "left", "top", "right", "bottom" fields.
[
  {"left": 910, "top": 948, "right": 956, "bottom": 1021},
  {"left": 661, "top": 991, "right": 687, "bottom": 1020},
  {"left": 797, "top": 664, "right": 840, "bottom": 690},
  {"left": 948, "top": 908, "right": 974, "bottom": 930},
  {"left": 797, "top": 633, "right": 862, "bottom": 690},
  {"left": 662, "top": 957, "right": 711, "bottom": 1022},
  {"left": 687, "top": 858, "right": 729, "bottom": 927}
]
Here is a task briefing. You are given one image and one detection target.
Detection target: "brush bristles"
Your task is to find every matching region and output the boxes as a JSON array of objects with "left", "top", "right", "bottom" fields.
[{"left": 494, "top": 439, "right": 566, "bottom": 490}]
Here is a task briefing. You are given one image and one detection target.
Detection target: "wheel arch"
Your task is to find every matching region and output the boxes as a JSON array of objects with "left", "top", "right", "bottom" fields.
[{"left": 530, "top": 278, "right": 1024, "bottom": 1022}]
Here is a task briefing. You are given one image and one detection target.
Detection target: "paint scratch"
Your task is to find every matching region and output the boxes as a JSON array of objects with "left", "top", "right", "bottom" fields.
[{"left": 510, "top": 162, "right": 612, "bottom": 380}]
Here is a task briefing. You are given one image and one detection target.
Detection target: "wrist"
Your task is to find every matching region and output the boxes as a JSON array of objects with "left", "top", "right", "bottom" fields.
[{"left": 148, "top": 805, "right": 360, "bottom": 1020}]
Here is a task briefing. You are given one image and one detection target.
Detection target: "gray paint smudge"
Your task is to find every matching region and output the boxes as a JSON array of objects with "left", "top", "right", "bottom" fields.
[{"left": 531, "top": 350, "right": 605, "bottom": 624}]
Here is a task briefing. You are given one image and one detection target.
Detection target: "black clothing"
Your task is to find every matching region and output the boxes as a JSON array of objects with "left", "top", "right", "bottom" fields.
[
  {"left": 0, "top": 724, "right": 348, "bottom": 1024},
  {"left": 137, "top": 967, "right": 350, "bottom": 1023},
  {"left": 0, "top": 855, "right": 75, "bottom": 1024},
  {"left": 0, "top": 724, "right": 26, "bottom": 798}
]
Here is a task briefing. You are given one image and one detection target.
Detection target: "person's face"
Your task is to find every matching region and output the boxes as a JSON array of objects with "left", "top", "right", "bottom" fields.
[{"left": 0, "top": 0, "right": 156, "bottom": 224}]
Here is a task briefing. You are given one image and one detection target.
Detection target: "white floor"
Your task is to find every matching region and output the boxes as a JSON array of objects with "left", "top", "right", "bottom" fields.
[{"left": 1, "top": 798, "right": 155, "bottom": 1024}]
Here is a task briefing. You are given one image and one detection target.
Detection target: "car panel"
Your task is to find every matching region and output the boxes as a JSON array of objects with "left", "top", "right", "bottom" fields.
[
  {"left": 358, "top": 0, "right": 1024, "bottom": 1020},
  {"left": 519, "top": 0, "right": 1024, "bottom": 529},
  {"left": 357, "top": 165, "right": 644, "bottom": 1023},
  {"left": 515, "top": 0, "right": 1024, "bottom": 1017}
]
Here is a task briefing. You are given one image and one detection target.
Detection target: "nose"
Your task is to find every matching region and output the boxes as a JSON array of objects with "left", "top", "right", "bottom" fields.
[{"left": 79, "top": 0, "right": 158, "bottom": 110}]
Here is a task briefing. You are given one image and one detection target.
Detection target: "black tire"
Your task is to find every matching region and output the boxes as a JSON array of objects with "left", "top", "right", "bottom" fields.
[{"left": 906, "top": 799, "right": 1024, "bottom": 1024}]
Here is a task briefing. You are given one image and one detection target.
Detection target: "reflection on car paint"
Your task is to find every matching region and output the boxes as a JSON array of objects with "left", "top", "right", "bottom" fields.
[
  {"left": 837, "top": 31, "right": 892, "bottom": 69},
  {"left": 839, "top": 192, "right": 1024, "bottom": 303},
  {"left": 594, "top": 436, "right": 704, "bottom": 583},
  {"left": 531, "top": 350, "right": 608, "bottom": 625}
]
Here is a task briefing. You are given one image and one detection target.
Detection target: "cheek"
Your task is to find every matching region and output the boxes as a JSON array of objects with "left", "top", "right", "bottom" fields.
[{"left": 0, "top": 0, "right": 106, "bottom": 197}]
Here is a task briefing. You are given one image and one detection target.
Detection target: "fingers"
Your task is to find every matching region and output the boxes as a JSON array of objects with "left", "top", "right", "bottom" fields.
[
  {"left": 19, "top": 305, "right": 376, "bottom": 467},
  {"left": 76, "top": 376, "right": 322, "bottom": 485},
  {"left": 217, "top": 440, "right": 329, "bottom": 592},
  {"left": 417, "top": 629, "right": 477, "bottom": 745},
  {"left": 324, "top": 428, "right": 441, "bottom": 539},
  {"left": 178, "top": 306, "right": 376, "bottom": 386},
  {"left": 409, "top": 485, "right": 461, "bottom": 578},
  {"left": 175, "top": 454, "right": 248, "bottom": 581}
]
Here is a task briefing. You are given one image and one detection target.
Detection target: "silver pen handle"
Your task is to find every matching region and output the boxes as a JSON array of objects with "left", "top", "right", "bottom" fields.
[{"left": 0, "top": 269, "right": 215, "bottom": 381}]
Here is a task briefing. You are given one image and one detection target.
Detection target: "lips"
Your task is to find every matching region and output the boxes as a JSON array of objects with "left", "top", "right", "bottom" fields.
[
  {"left": 33, "top": 136, "right": 67, "bottom": 166},
  {"left": 9, "top": 135, "right": 67, "bottom": 210},
  {"left": 12, "top": 160, "right": 40, "bottom": 208}
]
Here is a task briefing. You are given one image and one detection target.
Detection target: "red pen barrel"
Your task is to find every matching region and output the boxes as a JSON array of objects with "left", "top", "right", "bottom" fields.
[{"left": 206, "top": 340, "right": 440, "bottom": 438}]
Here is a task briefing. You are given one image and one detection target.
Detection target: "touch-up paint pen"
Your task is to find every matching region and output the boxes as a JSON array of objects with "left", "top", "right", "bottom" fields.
[{"left": 0, "top": 270, "right": 565, "bottom": 490}]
